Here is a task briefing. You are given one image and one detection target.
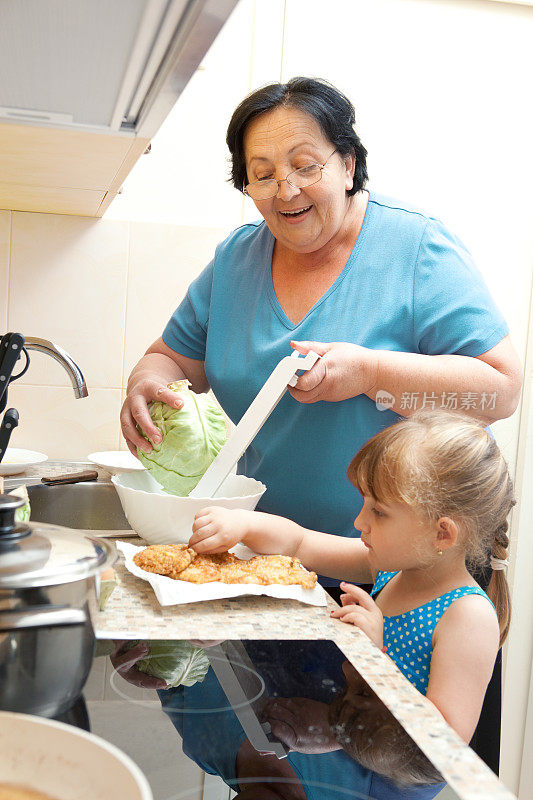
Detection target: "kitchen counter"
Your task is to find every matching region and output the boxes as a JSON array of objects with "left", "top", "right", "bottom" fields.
[
  {"left": 2, "top": 461, "right": 516, "bottom": 800},
  {"left": 94, "top": 539, "right": 515, "bottom": 800}
]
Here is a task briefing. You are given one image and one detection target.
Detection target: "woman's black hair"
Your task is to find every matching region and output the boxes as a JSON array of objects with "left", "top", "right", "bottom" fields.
[{"left": 226, "top": 77, "right": 368, "bottom": 197}]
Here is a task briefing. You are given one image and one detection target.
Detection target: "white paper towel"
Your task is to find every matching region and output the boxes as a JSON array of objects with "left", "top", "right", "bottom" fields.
[{"left": 117, "top": 541, "right": 327, "bottom": 607}]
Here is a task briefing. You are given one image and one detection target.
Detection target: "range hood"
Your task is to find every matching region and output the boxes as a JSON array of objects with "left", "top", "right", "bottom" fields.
[
  {"left": 0, "top": 0, "right": 239, "bottom": 138},
  {"left": 0, "top": 0, "right": 239, "bottom": 217}
]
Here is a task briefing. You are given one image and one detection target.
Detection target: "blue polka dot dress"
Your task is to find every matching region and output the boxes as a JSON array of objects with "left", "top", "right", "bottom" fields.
[{"left": 371, "top": 571, "right": 495, "bottom": 694}]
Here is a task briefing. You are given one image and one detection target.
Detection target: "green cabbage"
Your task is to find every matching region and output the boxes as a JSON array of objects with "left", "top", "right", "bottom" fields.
[
  {"left": 136, "top": 640, "right": 210, "bottom": 687},
  {"left": 137, "top": 380, "right": 226, "bottom": 495},
  {"left": 10, "top": 484, "right": 31, "bottom": 522}
]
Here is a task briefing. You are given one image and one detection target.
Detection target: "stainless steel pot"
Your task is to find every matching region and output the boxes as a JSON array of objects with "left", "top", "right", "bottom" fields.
[{"left": 0, "top": 494, "right": 116, "bottom": 716}]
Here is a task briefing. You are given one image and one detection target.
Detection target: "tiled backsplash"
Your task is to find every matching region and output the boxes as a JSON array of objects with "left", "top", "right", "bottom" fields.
[{"left": 0, "top": 210, "right": 226, "bottom": 458}]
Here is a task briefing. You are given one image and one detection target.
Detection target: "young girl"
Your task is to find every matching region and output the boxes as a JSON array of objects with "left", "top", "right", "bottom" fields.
[{"left": 188, "top": 409, "right": 514, "bottom": 745}]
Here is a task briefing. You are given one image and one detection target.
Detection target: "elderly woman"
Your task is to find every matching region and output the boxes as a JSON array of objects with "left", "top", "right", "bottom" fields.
[{"left": 121, "top": 76, "right": 521, "bottom": 552}]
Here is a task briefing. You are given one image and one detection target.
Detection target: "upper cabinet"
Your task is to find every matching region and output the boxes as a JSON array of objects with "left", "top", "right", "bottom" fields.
[{"left": 0, "top": 0, "right": 239, "bottom": 217}]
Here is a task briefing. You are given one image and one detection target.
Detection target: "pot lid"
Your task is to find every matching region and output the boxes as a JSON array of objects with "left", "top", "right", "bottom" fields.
[{"left": 0, "top": 495, "right": 116, "bottom": 589}]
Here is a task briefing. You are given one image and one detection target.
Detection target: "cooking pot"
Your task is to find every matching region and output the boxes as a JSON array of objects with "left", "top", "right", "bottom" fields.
[{"left": 0, "top": 493, "right": 116, "bottom": 717}]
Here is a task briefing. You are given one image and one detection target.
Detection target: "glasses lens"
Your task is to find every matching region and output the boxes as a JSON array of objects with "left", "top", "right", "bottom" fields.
[
  {"left": 245, "top": 180, "right": 278, "bottom": 200},
  {"left": 290, "top": 164, "right": 322, "bottom": 188}
]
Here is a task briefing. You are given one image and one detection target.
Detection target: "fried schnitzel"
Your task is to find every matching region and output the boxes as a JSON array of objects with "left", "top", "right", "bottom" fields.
[
  {"left": 132, "top": 545, "right": 317, "bottom": 588},
  {"left": 173, "top": 553, "right": 233, "bottom": 582},
  {"left": 133, "top": 543, "right": 196, "bottom": 575},
  {"left": 232, "top": 555, "right": 318, "bottom": 589}
]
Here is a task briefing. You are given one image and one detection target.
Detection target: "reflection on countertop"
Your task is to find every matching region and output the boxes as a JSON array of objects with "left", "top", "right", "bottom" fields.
[
  {"left": 95, "top": 554, "right": 513, "bottom": 800},
  {"left": 81, "top": 638, "right": 504, "bottom": 800}
]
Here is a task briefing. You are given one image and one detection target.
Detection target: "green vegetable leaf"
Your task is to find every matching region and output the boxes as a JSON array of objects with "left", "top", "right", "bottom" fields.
[
  {"left": 136, "top": 640, "right": 210, "bottom": 687},
  {"left": 9, "top": 484, "right": 31, "bottom": 522},
  {"left": 137, "top": 380, "right": 226, "bottom": 496}
]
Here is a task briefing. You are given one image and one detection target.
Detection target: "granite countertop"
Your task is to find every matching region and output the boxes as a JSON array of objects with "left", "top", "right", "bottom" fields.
[
  {"left": 96, "top": 540, "right": 515, "bottom": 800},
  {"left": 7, "top": 460, "right": 516, "bottom": 800}
]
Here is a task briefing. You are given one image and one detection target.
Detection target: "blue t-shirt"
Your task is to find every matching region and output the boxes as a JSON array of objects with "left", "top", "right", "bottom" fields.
[{"left": 163, "top": 192, "right": 508, "bottom": 548}]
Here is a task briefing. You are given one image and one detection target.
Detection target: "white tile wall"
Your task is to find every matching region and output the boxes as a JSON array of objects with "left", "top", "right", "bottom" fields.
[
  {"left": 0, "top": 210, "right": 10, "bottom": 333},
  {"left": 2, "top": 215, "right": 226, "bottom": 458},
  {"left": 9, "top": 212, "right": 129, "bottom": 389},
  {"left": 7, "top": 385, "right": 123, "bottom": 458},
  {"left": 123, "top": 222, "right": 226, "bottom": 383}
]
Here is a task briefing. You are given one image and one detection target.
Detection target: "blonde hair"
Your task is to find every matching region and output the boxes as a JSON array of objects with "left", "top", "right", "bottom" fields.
[{"left": 347, "top": 410, "right": 514, "bottom": 646}]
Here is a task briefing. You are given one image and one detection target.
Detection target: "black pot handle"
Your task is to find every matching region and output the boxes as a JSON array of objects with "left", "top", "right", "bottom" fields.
[{"left": 0, "top": 605, "right": 86, "bottom": 631}]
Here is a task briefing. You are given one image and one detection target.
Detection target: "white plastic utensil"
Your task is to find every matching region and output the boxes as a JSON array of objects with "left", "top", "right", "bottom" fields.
[{"left": 189, "top": 350, "right": 320, "bottom": 499}]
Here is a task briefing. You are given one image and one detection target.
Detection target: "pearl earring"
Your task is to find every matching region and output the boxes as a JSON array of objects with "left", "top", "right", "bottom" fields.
[{"left": 437, "top": 549, "right": 443, "bottom": 556}]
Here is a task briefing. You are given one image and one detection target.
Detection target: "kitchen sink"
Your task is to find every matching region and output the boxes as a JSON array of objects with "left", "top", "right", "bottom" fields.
[{"left": 27, "top": 482, "right": 130, "bottom": 531}]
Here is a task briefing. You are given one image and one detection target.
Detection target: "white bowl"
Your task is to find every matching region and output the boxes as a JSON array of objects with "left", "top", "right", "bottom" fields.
[
  {"left": 88, "top": 450, "right": 145, "bottom": 475},
  {"left": 112, "top": 470, "right": 266, "bottom": 544},
  {"left": 0, "top": 710, "right": 153, "bottom": 800},
  {"left": 0, "top": 448, "right": 48, "bottom": 476}
]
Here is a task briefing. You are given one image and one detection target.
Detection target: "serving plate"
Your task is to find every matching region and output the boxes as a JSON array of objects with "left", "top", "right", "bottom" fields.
[
  {"left": 87, "top": 450, "right": 144, "bottom": 475},
  {"left": 0, "top": 448, "right": 48, "bottom": 476}
]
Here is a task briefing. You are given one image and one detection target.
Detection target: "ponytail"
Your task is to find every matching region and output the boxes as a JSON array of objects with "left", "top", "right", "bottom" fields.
[{"left": 487, "top": 515, "right": 513, "bottom": 648}]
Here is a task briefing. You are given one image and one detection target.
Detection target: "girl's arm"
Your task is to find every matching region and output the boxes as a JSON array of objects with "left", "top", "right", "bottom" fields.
[
  {"left": 425, "top": 596, "right": 500, "bottom": 743},
  {"left": 189, "top": 507, "right": 373, "bottom": 584}
]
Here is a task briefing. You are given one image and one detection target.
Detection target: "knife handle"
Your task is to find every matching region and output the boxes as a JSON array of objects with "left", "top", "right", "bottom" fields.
[
  {"left": 0, "top": 407, "right": 19, "bottom": 462},
  {"left": 41, "top": 470, "right": 98, "bottom": 486},
  {"left": 0, "top": 333, "right": 25, "bottom": 411},
  {"left": 2, "top": 408, "right": 19, "bottom": 427}
]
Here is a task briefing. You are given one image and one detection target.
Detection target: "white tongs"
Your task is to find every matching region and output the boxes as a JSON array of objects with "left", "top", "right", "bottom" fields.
[{"left": 189, "top": 350, "right": 320, "bottom": 499}]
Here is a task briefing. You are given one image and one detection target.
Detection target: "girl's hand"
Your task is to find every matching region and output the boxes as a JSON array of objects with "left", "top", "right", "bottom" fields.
[
  {"left": 288, "top": 341, "right": 378, "bottom": 404},
  {"left": 330, "top": 583, "right": 384, "bottom": 649},
  {"left": 188, "top": 506, "right": 255, "bottom": 553},
  {"left": 120, "top": 377, "right": 183, "bottom": 456}
]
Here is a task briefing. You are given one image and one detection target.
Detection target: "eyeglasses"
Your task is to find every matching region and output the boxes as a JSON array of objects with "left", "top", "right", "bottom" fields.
[{"left": 243, "top": 150, "right": 338, "bottom": 200}]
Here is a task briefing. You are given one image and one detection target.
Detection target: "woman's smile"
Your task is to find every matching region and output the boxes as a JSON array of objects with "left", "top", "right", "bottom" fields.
[{"left": 279, "top": 204, "right": 313, "bottom": 222}]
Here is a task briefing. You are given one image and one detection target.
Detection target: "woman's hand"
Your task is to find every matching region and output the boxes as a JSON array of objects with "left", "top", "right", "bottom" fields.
[
  {"left": 120, "top": 376, "right": 183, "bottom": 457},
  {"left": 330, "top": 582, "right": 384, "bottom": 649},
  {"left": 188, "top": 506, "right": 256, "bottom": 553},
  {"left": 110, "top": 640, "right": 168, "bottom": 690},
  {"left": 288, "top": 341, "right": 378, "bottom": 404},
  {"left": 260, "top": 698, "right": 341, "bottom": 754}
]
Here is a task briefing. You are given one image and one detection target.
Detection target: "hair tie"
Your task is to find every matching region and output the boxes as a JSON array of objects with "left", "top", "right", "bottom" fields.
[{"left": 490, "top": 556, "right": 509, "bottom": 571}]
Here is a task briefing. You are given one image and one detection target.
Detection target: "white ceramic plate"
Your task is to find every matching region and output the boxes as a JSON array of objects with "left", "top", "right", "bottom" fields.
[
  {"left": 88, "top": 450, "right": 145, "bottom": 475},
  {"left": 0, "top": 448, "right": 48, "bottom": 476}
]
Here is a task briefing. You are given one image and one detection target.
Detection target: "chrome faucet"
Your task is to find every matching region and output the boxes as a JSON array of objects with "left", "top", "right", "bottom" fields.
[{"left": 24, "top": 337, "right": 88, "bottom": 398}]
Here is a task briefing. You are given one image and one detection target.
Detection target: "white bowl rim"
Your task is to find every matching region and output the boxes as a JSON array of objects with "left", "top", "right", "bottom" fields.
[
  {"left": 0, "top": 710, "right": 153, "bottom": 798},
  {"left": 111, "top": 472, "right": 266, "bottom": 501}
]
